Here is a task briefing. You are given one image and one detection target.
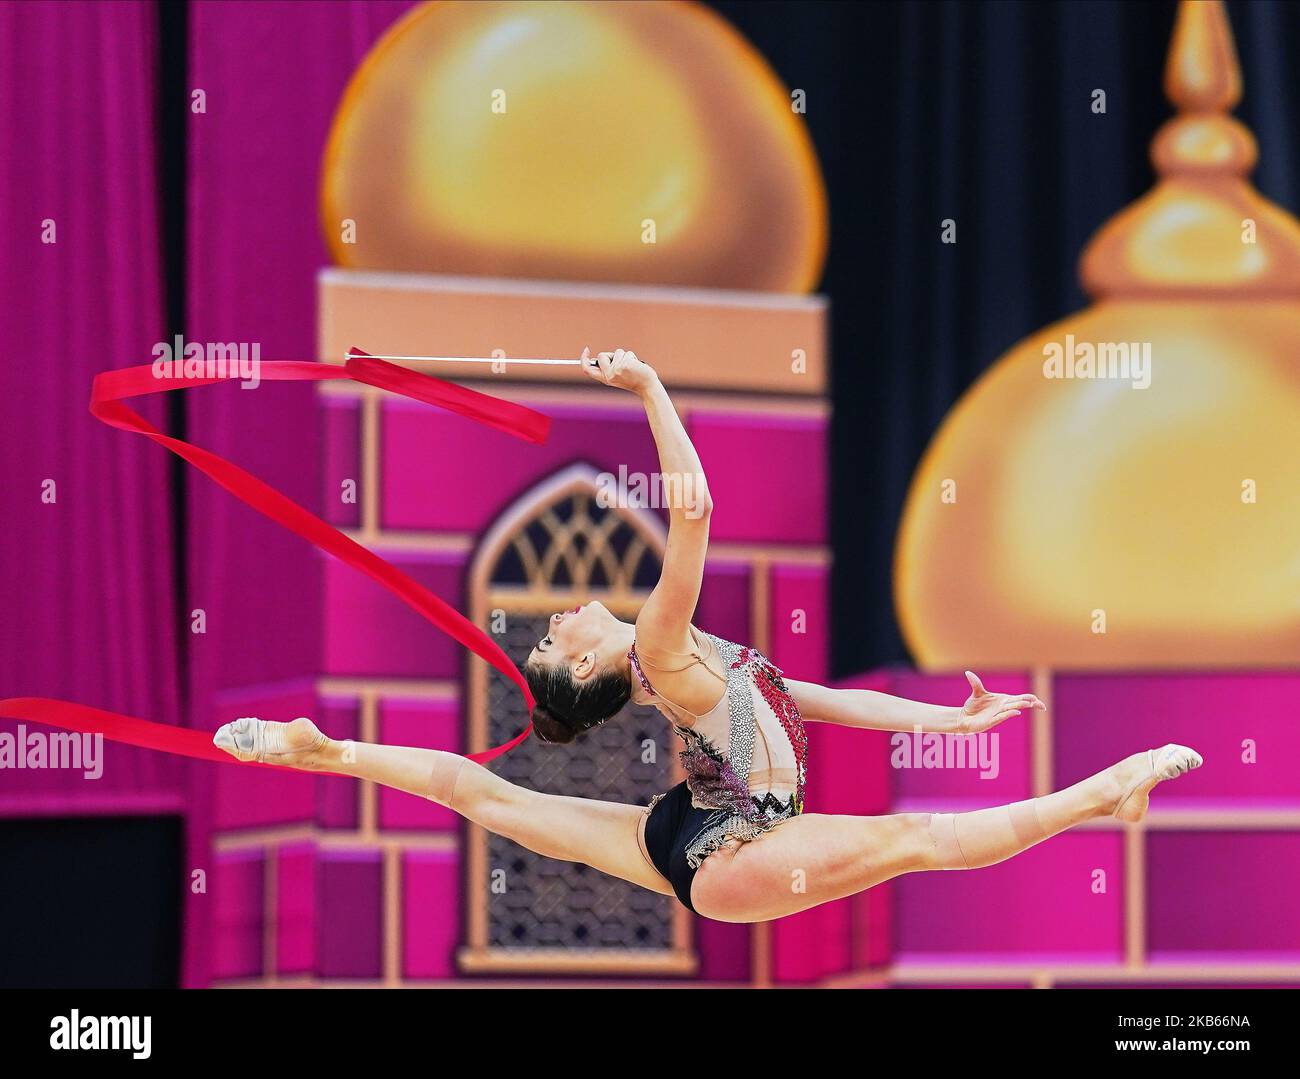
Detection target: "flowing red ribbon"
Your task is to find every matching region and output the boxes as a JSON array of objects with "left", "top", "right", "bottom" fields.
[{"left": 0, "top": 349, "right": 541, "bottom": 767}]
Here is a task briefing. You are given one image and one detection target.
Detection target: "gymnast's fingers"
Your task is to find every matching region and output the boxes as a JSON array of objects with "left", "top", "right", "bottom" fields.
[
  {"left": 582, "top": 350, "right": 614, "bottom": 384},
  {"left": 615, "top": 349, "right": 641, "bottom": 381},
  {"left": 610, "top": 348, "right": 630, "bottom": 381}
]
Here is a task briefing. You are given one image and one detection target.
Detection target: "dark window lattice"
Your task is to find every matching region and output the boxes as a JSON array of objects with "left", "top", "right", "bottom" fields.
[{"left": 481, "top": 494, "right": 678, "bottom": 954}]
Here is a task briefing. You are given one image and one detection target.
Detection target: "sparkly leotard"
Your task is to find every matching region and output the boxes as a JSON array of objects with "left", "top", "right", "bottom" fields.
[{"left": 633, "top": 628, "right": 808, "bottom": 910}]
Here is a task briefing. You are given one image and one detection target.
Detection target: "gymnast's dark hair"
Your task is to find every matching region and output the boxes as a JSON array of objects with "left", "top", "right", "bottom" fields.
[{"left": 524, "top": 660, "right": 631, "bottom": 744}]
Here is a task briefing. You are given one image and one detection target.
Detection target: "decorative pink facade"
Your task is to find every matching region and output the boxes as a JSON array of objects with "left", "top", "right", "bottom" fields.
[
  {"left": 199, "top": 272, "right": 1300, "bottom": 987},
  {"left": 205, "top": 271, "right": 843, "bottom": 985}
]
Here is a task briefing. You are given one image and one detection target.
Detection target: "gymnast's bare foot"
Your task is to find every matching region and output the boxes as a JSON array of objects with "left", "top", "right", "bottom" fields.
[
  {"left": 1110, "top": 744, "right": 1203, "bottom": 823},
  {"left": 213, "top": 716, "right": 335, "bottom": 769}
]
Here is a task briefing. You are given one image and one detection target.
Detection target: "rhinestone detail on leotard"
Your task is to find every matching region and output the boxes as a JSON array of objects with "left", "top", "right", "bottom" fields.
[{"left": 631, "top": 632, "right": 809, "bottom": 869}]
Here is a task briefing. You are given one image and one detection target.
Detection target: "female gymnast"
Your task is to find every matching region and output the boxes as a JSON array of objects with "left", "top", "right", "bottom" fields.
[{"left": 214, "top": 349, "right": 1202, "bottom": 922}]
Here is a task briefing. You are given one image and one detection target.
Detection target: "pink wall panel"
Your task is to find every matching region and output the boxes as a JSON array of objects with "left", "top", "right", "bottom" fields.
[
  {"left": 212, "top": 850, "right": 264, "bottom": 981},
  {"left": 322, "top": 549, "right": 468, "bottom": 677},
  {"left": 773, "top": 898, "right": 853, "bottom": 983},
  {"left": 317, "top": 850, "right": 384, "bottom": 978},
  {"left": 214, "top": 762, "right": 318, "bottom": 833},
  {"left": 857, "top": 888, "right": 891, "bottom": 969},
  {"left": 212, "top": 683, "right": 320, "bottom": 829},
  {"left": 1147, "top": 831, "right": 1300, "bottom": 958},
  {"left": 804, "top": 722, "right": 893, "bottom": 817},
  {"left": 1055, "top": 673, "right": 1300, "bottom": 806},
  {"left": 381, "top": 401, "right": 661, "bottom": 531},
  {"left": 403, "top": 850, "right": 460, "bottom": 979},
  {"left": 768, "top": 563, "right": 829, "bottom": 682},
  {"left": 834, "top": 672, "right": 898, "bottom": 972},
  {"left": 894, "top": 832, "right": 1125, "bottom": 959},
  {"left": 773, "top": 678, "right": 893, "bottom": 982},
  {"left": 379, "top": 698, "right": 462, "bottom": 830},
  {"left": 695, "top": 920, "right": 750, "bottom": 981},
  {"left": 1061, "top": 981, "right": 1300, "bottom": 989},
  {"left": 321, "top": 396, "right": 361, "bottom": 527},
  {"left": 316, "top": 696, "right": 359, "bottom": 829},
  {"left": 895, "top": 982, "right": 1034, "bottom": 989},
  {"left": 275, "top": 843, "right": 318, "bottom": 975},
  {"left": 695, "top": 561, "right": 750, "bottom": 644},
  {"left": 687, "top": 412, "right": 826, "bottom": 544},
  {"left": 888, "top": 671, "right": 1033, "bottom": 808}
]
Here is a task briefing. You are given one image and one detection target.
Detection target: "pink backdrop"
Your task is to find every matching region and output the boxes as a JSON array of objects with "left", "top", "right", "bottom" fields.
[
  {"left": 0, "top": 0, "right": 183, "bottom": 812},
  {"left": 3, "top": 0, "right": 1297, "bottom": 989}
]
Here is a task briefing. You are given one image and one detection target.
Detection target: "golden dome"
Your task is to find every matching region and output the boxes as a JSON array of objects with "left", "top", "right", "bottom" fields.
[
  {"left": 320, "top": 0, "right": 826, "bottom": 291},
  {"left": 895, "top": 0, "right": 1300, "bottom": 670}
]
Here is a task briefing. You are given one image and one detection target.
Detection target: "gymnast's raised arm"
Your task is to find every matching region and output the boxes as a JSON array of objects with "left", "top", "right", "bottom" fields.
[
  {"left": 783, "top": 671, "right": 1045, "bottom": 735},
  {"left": 582, "top": 348, "right": 712, "bottom": 660}
]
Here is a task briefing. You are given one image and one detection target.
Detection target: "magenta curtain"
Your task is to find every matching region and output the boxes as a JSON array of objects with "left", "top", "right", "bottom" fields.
[
  {"left": 0, "top": 0, "right": 182, "bottom": 809},
  {"left": 0, "top": 0, "right": 420, "bottom": 983}
]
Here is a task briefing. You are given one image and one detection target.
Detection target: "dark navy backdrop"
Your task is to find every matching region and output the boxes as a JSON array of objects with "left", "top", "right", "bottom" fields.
[{"left": 714, "top": 0, "right": 1300, "bottom": 673}]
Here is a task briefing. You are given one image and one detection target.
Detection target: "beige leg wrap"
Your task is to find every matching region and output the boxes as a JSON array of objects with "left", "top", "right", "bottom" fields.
[
  {"left": 928, "top": 799, "right": 1047, "bottom": 870},
  {"left": 427, "top": 753, "right": 468, "bottom": 810}
]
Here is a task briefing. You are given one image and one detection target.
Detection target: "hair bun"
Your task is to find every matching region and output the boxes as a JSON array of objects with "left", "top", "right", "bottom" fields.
[{"left": 530, "top": 704, "right": 578, "bottom": 744}]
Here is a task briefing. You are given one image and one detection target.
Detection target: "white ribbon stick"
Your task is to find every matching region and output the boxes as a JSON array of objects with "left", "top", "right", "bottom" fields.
[{"left": 345, "top": 351, "right": 584, "bottom": 367}]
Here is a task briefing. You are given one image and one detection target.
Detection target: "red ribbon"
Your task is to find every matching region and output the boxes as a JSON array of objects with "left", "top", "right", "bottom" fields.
[{"left": 0, "top": 349, "right": 541, "bottom": 767}]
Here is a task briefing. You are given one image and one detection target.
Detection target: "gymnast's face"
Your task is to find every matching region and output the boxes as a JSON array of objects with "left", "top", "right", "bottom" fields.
[{"left": 528, "top": 601, "right": 622, "bottom": 680}]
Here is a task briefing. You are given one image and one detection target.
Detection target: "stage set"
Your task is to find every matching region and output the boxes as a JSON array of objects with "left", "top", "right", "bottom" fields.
[{"left": 2, "top": 0, "right": 1299, "bottom": 990}]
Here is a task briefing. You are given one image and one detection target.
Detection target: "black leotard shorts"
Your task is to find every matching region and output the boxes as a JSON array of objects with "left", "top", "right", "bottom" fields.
[{"left": 641, "top": 781, "right": 714, "bottom": 913}]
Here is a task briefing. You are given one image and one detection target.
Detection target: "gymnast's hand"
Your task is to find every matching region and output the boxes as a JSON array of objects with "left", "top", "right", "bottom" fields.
[
  {"left": 956, "top": 671, "right": 1046, "bottom": 734},
  {"left": 582, "top": 347, "right": 658, "bottom": 395}
]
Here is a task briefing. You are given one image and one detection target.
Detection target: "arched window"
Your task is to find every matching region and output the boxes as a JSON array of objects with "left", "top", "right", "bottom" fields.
[{"left": 460, "top": 465, "right": 695, "bottom": 974}]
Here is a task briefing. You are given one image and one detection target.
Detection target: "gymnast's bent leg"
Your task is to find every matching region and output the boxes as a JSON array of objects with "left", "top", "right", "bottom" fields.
[{"left": 213, "top": 716, "right": 674, "bottom": 896}]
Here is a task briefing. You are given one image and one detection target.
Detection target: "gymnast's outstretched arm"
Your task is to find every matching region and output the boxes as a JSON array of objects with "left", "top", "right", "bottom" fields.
[{"left": 784, "top": 671, "right": 1045, "bottom": 734}]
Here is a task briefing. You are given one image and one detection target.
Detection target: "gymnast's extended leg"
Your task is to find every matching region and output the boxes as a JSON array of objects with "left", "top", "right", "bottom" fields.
[
  {"left": 213, "top": 717, "right": 674, "bottom": 897},
  {"left": 686, "top": 744, "right": 1202, "bottom": 923},
  {"left": 214, "top": 718, "right": 1199, "bottom": 923}
]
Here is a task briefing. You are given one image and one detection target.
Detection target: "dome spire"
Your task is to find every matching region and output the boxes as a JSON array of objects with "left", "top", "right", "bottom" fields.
[
  {"left": 1080, "top": 0, "right": 1300, "bottom": 299},
  {"left": 1164, "top": 0, "right": 1240, "bottom": 113},
  {"left": 1151, "top": 0, "right": 1253, "bottom": 179}
]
